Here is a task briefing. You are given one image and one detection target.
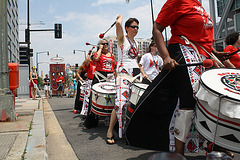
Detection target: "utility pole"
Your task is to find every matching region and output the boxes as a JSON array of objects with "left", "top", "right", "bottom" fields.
[
  {"left": 26, "top": 0, "right": 31, "bottom": 74},
  {"left": 0, "top": 0, "right": 16, "bottom": 121},
  {"left": 0, "top": 0, "right": 8, "bottom": 91}
]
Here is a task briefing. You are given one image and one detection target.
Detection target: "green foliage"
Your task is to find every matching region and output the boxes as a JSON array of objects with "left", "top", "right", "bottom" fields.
[{"left": 38, "top": 76, "right": 44, "bottom": 89}]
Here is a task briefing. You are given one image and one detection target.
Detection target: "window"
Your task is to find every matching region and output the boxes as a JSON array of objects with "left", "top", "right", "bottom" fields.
[
  {"left": 8, "top": 49, "right": 11, "bottom": 63},
  {"left": 7, "top": 23, "right": 11, "bottom": 35},
  {"left": 235, "top": 13, "right": 240, "bottom": 32},
  {"left": 216, "top": 42, "right": 224, "bottom": 52},
  {"left": 237, "top": 0, "right": 240, "bottom": 8},
  {"left": 7, "top": 0, "right": 11, "bottom": 8}
]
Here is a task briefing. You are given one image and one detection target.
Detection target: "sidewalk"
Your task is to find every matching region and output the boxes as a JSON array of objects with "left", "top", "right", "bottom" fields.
[{"left": 0, "top": 97, "right": 47, "bottom": 160}]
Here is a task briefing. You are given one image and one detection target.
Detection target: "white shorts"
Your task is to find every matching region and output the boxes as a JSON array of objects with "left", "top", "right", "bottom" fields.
[{"left": 44, "top": 85, "right": 50, "bottom": 91}]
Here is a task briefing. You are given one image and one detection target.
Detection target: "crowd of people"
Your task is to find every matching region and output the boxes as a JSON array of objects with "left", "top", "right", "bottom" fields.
[
  {"left": 30, "top": 0, "right": 240, "bottom": 157},
  {"left": 72, "top": 0, "right": 238, "bottom": 157},
  {"left": 72, "top": 14, "right": 164, "bottom": 145}
]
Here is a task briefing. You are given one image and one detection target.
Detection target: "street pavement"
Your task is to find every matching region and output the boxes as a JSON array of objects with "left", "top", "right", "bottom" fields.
[
  {"left": 0, "top": 92, "right": 239, "bottom": 160},
  {"left": 47, "top": 97, "right": 206, "bottom": 160},
  {"left": 0, "top": 96, "right": 47, "bottom": 160}
]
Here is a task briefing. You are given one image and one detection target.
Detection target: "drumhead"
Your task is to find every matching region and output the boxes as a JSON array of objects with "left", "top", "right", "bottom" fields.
[
  {"left": 92, "top": 82, "right": 115, "bottom": 94},
  {"left": 200, "top": 68, "right": 240, "bottom": 102}
]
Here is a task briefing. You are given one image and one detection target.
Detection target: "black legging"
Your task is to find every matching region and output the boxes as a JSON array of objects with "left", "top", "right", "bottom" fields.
[{"left": 74, "top": 80, "right": 83, "bottom": 111}]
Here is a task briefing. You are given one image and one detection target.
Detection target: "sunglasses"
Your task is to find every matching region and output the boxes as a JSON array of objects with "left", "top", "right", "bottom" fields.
[
  {"left": 102, "top": 43, "right": 108, "bottom": 45},
  {"left": 129, "top": 25, "right": 139, "bottom": 30}
]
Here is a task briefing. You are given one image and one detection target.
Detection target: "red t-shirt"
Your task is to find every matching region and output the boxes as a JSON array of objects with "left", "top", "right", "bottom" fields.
[
  {"left": 85, "top": 61, "right": 96, "bottom": 80},
  {"left": 223, "top": 45, "right": 240, "bottom": 68},
  {"left": 56, "top": 76, "right": 65, "bottom": 84},
  {"left": 155, "top": 0, "right": 214, "bottom": 58},
  {"left": 94, "top": 53, "right": 115, "bottom": 72}
]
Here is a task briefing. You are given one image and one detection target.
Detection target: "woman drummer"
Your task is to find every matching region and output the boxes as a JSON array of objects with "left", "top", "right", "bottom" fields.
[
  {"left": 74, "top": 64, "right": 87, "bottom": 114},
  {"left": 106, "top": 15, "right": 140, "bottom": 144},
  {"left": 153, "top": 0, "right": 229, "bottom": 156},
  {"left": 80, "top": 50, "right": 96, "bottom": 117},
  {"left": 83, "top": 40, "right": 116, "bottom": 130}
]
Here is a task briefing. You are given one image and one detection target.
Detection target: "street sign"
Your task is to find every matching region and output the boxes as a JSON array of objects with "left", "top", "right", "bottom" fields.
[{"left": 50, "top": 57, "right": 64, "bottom": 63}]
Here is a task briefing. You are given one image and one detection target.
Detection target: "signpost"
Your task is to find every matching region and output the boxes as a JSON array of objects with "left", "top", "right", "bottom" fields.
[{"left": 50, "top": 56, "right": 64, "bottom": 63}]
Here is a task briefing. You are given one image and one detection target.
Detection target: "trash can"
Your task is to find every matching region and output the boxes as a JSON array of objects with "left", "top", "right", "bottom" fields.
[{"left": 8, "top": 63, "right": 19, "bottom": 91}]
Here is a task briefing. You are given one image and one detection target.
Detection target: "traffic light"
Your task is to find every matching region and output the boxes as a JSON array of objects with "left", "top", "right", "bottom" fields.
[
  {"left": 25, "top": 29, "right": 30, "bottom": 42},
  {"left": 29, "top": 48, "right": 33, "bottom": 57},
  {"left": 19, "top": 47, "right": 29, "bottom": 64},
  {"left": 54, "top": 23, "right": 62, "bottom": 39},
  {"left": 19, "top": 47, "right": 33, "bottom": 64}
]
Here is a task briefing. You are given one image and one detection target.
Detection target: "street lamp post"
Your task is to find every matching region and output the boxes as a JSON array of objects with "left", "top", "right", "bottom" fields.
[
  {"left": 37, "top": 62, "right": 50, "bottom": 78},
  {"left": 36, "top": 51, "right": 49, "bottom": 77},
  {"left": 73, "top": 50, "right": 86, "bottom": 59}
]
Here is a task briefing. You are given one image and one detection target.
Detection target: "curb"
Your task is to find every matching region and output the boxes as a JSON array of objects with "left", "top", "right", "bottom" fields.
[{"left": 24, "top": 99, "right": 48, "bottom": 160}]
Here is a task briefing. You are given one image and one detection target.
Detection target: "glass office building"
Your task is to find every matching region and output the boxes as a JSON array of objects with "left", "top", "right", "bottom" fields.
[{"left": 215, "top": 0, "right": 240, "bottom": 51}]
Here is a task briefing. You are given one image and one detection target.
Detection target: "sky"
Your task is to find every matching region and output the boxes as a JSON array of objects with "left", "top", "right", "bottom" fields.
[{"left": 18, "top": 0, "right": 214, "bottom": 77}]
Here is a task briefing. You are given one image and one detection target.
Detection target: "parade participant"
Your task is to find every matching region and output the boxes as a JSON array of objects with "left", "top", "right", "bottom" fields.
[
  {"left": 73, "top": 78, "right": 77, "bottom": 97},
  {"left": 74, "top": 65, "right": 87, "bottom": 113},
  {"left": 80, "top": 50, "right": 96, "bottom": 120},
  {"left": 83, "top": 40, "right": 116, "bottom": 130},
  {"left": 106, "top": 15, "right": 140, "bottom": 144},
  {"left": 152, "top": 0, "right": 229, "bottom": 155},
  {"left": 43, "top": 74, "right": 51, "bottom": 98},
  {"left": 30, "top": 66, "right": 38, "bottom": 100},
  {"left": 139, "top": 41, "right": 163, "bottom": 84},
  {"left": 56, "top": 73, "right": 65, "bottom": 98},
  {"left": 223, "top": 31, "right": 240, "bottom": 68}
]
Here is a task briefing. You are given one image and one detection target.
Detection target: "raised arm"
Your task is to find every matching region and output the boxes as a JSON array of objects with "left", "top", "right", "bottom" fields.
[
  {"left": 116, "top": 14, "right": 124, "bottom": 46},
  {"left": 94, "top": 46, "right": 102, "bottom": 61}
]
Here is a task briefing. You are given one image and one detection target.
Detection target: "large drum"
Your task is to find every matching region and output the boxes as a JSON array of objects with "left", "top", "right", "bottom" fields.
[
  {"left": 126, "top": 83, "right": 149, "bottom": 120},
  {"left": 194, "top": 68, "right": 240, "bottom": 152},
  {"left": 91, "top": 82, "right": 116, "bottom": 116}
]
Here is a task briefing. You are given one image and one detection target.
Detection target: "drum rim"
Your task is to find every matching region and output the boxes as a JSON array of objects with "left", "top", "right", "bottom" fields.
[
  {"left": 199, "top": 76, "right": 240, "bottom": 103},
  {"left": 92, "top": 82, "right": 116, "bottom": 94},
  {"left": 91, "top": 89, "right": 116, "bottom": 95}
]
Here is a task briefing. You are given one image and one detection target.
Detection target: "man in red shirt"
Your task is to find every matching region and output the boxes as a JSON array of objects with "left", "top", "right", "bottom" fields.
[{"left": 56, "top": 73, "right": 65, "bottom": 97}]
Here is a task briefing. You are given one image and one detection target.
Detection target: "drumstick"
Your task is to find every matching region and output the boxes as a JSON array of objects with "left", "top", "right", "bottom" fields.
[
  {"left": 147, "top": 77, "right": 152, "bottom": 83},
  {"left": 177, "top": 59, "right": 213, "bottom": 68},
  {"left": 99, "top": 21, "right": 116, "bottom": 39},
  {"left": 86, "top": 42, "right": 98, "bottom": 47}
]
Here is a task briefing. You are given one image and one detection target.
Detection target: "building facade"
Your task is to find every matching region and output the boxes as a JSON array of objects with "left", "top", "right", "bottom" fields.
[
  {"left": 213, "top": 0, "right": 240, "bottom": 51},
  {"left": 6, "top": 0, "right": 19, "bottom": 63}
]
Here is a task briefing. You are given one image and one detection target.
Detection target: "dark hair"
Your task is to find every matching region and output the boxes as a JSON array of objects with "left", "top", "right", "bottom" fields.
[
  {"left": 225, "top": 32, "right": 239, "bottom": 45},
  {"left": 125, "top": 18, "right": 139, "bottom": 33},
  {"left": 148, "top": 41, "right": 156, "bottom": 52}
]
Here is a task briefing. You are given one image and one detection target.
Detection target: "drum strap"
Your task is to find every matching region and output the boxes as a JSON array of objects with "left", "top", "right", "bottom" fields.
[
  {"left": 116, "top": 73, "right": 143, "bottom": 85},
  {"left": 79, "top": 80, "right": 85, "bottom": 86},
  {"left": 94, "top": 71, "right": 110, "bottom": 82},
  {"left": 180, "top": 35, "right": 225, "bottom": 68}
]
